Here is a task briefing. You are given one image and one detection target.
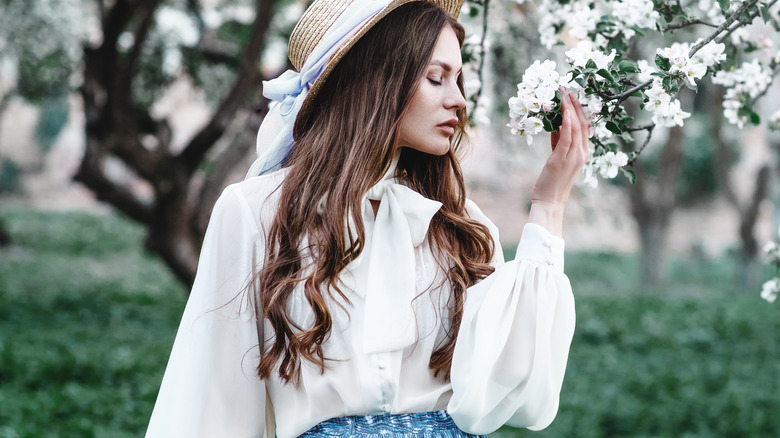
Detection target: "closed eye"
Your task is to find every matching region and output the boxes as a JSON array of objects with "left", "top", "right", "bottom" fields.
[{"left": 427, "top": 77, "right": 442, "bottom": 86}]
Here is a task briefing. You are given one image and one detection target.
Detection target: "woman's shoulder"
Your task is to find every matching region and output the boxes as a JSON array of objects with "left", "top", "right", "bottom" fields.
[{"left": 216, "top": 167, "right": 290, "bottom": 226}]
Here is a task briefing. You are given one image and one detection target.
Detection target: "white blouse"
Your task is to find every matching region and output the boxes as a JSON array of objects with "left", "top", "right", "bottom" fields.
[{"left": 146, "top": 167, "right": 575, "bottom": 438}]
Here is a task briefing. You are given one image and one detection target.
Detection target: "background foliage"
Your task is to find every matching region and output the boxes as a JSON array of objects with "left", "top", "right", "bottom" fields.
[{"left": 0, "top": 208, "right": 778, "bottom": 437}]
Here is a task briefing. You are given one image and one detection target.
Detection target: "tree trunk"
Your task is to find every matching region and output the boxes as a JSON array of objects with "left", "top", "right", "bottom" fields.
[
  {"left": 0, "top": 220, "right": 10, "bottom": 246},
  {"left": 75, "top": 0, "right": 274, "bottom": 288},
  {"left": 628, "top": 125, "right": 684, "bottom": 285},
  {"left": 710, "top": 91, "right": 771, "bottom": 288}
]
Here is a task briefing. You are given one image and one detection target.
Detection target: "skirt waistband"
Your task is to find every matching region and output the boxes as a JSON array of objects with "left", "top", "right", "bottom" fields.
[{"left": 298, "top": 411, "right": 487, "bottom": 438}]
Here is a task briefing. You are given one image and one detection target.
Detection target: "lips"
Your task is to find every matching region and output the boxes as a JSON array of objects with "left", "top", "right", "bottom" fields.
[{"left": 438, "top": 118, "right": 458, "bottom": 136}]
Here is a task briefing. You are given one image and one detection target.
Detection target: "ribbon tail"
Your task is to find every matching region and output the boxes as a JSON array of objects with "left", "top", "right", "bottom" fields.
[{"left": 362, "top": 190, "right": 418, "bottom": 354}]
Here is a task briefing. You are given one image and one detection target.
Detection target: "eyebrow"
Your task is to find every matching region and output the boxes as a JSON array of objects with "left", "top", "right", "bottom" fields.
[{"left": 430, "top": 60, "right": 462, "bottom": 74}]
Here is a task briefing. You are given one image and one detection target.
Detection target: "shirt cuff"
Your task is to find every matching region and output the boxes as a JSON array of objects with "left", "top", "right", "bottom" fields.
[{"left": 514, "top": 223, "right": 565, "bottom": 272}]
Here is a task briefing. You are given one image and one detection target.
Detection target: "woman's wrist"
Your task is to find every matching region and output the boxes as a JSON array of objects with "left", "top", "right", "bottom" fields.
[{"left": 527, "top": 201, "right": 565, "bottom": 237}]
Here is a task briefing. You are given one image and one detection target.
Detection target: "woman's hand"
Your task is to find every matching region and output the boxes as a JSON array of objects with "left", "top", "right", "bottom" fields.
[{"left": 527, "top": 91, "right": 590, "bottom": 237}]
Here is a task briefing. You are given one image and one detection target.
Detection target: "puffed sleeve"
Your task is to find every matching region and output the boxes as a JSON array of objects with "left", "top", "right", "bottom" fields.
[
  {"left": 146, "top": 184, "right": 269, "bottom": 438},
  {"left": 447, "top": 200, "right": 575, "bottom": 434}
]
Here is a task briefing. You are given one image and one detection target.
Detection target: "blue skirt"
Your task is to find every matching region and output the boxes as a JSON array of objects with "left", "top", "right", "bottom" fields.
[{"left": 298, "top": 411, "right": 487, "bottom": 438}]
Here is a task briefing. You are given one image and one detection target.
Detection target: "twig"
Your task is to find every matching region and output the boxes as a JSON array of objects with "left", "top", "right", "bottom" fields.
[
  {"left": 628, "top": 125, "right": 656, "bottom": 163},
  {"left": 689, "top": 0, "right": 759, "bottom": 57},
  {"left": 604, "top": 0, "right": 760, "bottom": 102},
  {"left": 470, "top": 0, "right": 490, "bottom": 111},
  {"left": 625, "top": 123, "right": 655, "bottom": 132},
  {"left": 662, "top": 19, "right": 718, "bottom": 32},
  {"left": 716, "top": 0, "right": 779, "bottom": 45}
]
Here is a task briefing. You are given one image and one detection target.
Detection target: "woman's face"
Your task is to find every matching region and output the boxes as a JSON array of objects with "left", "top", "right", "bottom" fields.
[{"left": 396, "top": 25, "right": 466, "bottom": 156}]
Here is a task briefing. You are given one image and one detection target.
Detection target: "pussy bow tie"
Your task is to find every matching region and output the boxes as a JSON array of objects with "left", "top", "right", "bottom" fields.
[{"left": 338, "top": 158, "right": 442, "bottom": 354}]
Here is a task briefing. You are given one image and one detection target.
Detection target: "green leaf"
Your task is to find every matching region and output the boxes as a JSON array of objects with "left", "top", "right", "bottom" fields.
[
  {"left": 606, "top": 121, "right": 623, "bottom": 134},
  {"left": 717, "top": 0, "right": 730, "bottom": 12},
  {"left": 760, "top": 5, "right": 771, "bottom": 22},
  {"left": 543, "top": 117, "right": 554, "bottom": 132},
  {"left": 618, "top": 60, "right": 639, "bottom": 73},
  {"left": 750, "top": 111, "right": 761, "bottom": 125},
  {"left": 586, "top": 59, "right": 598, "bottom": 70},
  {"left": 469, "top": 5, "right": 479, "bottom": 17},
  {"left": 622, "top": 168, "right": 637, "bottom": 184},
  {"left": 596, "top": 68, "right": 615, "bottom": 82},
  {"left": 655, "top": 55, "right": 671, "bottom": 72}
]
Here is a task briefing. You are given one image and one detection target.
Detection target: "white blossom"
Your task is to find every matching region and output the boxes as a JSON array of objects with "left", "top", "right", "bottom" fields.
[
  {"left": 565, "top": 40, "right": 616, "bottom": 70},
  {"left": 652, "top": 98, "right": 691, "bottom": 127},
  {"left": 636, "top": 59, "right": 657, "bottom": 82},
  {"left": 691, "top": 41, "right": 727, "bottom": 68},
  {"left": 761, "top": 279, "right": 779, "bottom": 303}
]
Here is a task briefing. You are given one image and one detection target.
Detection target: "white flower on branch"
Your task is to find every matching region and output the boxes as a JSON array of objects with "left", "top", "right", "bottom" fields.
[
  {"left": 768, "top": 109, "right": 780, "bottom": 131},
  {"left": 566, "top": 40, "right": 616, "bottom": 70},
  {"left": 691, "top": 41, "right": 727, "bottom": 68},
  {"left": 612, "top": 0, "right": 660, "bottom": 38},
  {"left": 652, "top": 99, "right": 691, "bottom": 127},
  {"left": 636, "top": 59, "right": 657, "bottom": 82},
  {"left": 581, "top": 150, "right": 629, "bottom": 188},
  {"left": 761, "top": 279, "right": 779, "bottom": 303}
]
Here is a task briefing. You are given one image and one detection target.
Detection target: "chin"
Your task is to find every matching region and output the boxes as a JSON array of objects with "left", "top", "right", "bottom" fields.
[{"left": 404, "top": 142, "right": 450, "bottom": 156}]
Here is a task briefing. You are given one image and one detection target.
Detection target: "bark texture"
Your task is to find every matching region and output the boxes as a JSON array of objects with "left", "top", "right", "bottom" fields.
[
  {"left": 75, "top": 0, "right": 274, "bottom": 287},
  {"left": 628, "top": 126, "right": 684, "bottom": 285},
  {"left": 711, "top": 91, "right": 770, "bottom": 287}
]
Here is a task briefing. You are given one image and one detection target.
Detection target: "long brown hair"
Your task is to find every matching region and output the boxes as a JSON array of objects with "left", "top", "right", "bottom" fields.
[{"left": 255, "top": 2, "right": 495, "bottom": 384}]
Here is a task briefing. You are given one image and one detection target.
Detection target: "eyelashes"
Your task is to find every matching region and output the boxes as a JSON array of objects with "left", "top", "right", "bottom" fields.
[{"left": 427, "top": 77, "right": 442, "bottom": 86}]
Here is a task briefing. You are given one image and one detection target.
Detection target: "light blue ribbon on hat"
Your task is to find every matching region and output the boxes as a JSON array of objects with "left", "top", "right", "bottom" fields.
[{"left": 246, "top": 0, "right": 393, "bottom": 177}]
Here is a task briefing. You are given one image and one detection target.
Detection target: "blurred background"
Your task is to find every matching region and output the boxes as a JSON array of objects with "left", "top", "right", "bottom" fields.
[{"left": 0, "top": 0, "right": 779, "bottom": 436}]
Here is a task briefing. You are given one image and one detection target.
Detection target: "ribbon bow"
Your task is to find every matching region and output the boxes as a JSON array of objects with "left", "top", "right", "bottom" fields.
[
  {"left": 337, "top": 156, "right": 442, "bottom": 354},
  {"left": 246, "top": 0, "right": 393, "bottom": 177}
]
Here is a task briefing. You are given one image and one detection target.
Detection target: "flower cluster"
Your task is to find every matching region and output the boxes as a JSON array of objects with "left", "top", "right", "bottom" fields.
[
  {"left": 769, "top": 109, "right": 780, "bottom": 131},
  {"left": 761, "top": 232, "right": 780, "bottom": 303},
  {"left": 761, "top": 279, "right": 778, "bottom": 303},
  {"left": 712, "top": 59, "right": 774, "bottom": 128},
  {"left": 505, "top": 0, "right": 779, "bottom": 190},
  {"left": 507, "top": 60, "right": 571, "bottom": 144},
  {"left": 507, "top": 45, "right": 631, "bottom": 187},
  {"left": 582, "top": 151, "right": 630, "bottom": 188}
]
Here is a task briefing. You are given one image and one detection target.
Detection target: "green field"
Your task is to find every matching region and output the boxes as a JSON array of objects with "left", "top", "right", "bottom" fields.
[{"left": 0, "top": 206, "right": 778, "bottom": 437}]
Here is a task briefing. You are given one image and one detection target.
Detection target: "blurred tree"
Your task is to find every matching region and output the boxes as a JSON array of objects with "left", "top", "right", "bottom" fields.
[
  {"left": 0, "top": 219, "right": 9, "bottom": 246},
  {"left": 74, "top": 0, "right": 276, "bottom": 286},
  {"left": 627, "top": 125, "right": 684, "bottom": 285},
  {"left": 710, "top": 90, "right": 770, "bottom": 287}
]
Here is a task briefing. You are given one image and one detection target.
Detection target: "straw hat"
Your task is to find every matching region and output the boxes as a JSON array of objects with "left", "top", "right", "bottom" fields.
[{"left": 288, "top": 0, "right": 463, "bottom": 138}]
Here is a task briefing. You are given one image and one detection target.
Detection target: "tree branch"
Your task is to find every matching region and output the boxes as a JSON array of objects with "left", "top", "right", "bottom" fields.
[
  {"left": 690, "top": 0, "right": 759, "bottom": 57},
  {"left": 178, "top": 0, "right": 273, "bottom": 173},
  {"left": 74, "top": 143, "right": 154, "bottom": 224},
  {"left": 662, "top": 19, "right": 718, "bottom": 32}
]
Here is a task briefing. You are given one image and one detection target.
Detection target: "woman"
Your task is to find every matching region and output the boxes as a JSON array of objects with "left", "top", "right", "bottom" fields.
[{"left": 146, "top": 0, "right": 589, "bottom": 436}]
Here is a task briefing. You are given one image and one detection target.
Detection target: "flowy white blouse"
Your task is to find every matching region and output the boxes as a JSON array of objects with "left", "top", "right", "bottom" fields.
[{"left": 146, "top": 167, "right": 576, "bottom": 438}]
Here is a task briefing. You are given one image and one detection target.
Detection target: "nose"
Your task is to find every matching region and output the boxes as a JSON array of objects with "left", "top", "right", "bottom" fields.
[{"left": 445, "top": 82, "right": 466, "bottom": 110}]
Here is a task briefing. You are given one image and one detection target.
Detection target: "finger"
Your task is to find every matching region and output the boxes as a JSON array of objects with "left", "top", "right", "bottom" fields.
[
  {"left": 555, "top": 109, "right": 573, "bottom": 156},
  {"left": 570, "top": 92, "right": 589, "bottom": 142},
  {"left": 569, "top": 92, "right": 591, "bottom": 161},
  {"left": 565, "top": 97, "right": 582, "bottom": 158}
]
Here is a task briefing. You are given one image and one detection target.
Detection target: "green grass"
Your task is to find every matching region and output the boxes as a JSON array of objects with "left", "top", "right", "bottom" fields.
[
  {"left": 0, "top": 206, "right": 185, "bottom": 438},
  {"left": 0, "top": 207, "right": 778, "bottom": 437}
]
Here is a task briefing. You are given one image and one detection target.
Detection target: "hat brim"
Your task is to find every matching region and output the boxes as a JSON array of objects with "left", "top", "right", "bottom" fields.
[{"left": 292, "top": 0, "right": 463, "bottom": 139}]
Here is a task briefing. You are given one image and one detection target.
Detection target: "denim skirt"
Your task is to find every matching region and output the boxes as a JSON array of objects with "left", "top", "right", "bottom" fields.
[{"left": 298, "top": 411, "right": 487, "bottom": 438}]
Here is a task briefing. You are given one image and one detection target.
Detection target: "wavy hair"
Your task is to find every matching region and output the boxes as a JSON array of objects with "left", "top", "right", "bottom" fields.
[{"left": 255, "top": 1, "right": 495, "bottom": 384}]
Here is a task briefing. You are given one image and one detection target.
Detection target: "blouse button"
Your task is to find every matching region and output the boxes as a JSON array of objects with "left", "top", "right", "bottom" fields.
[{"left": 377, "top": 360, "right": 386, "bottom": 370}]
